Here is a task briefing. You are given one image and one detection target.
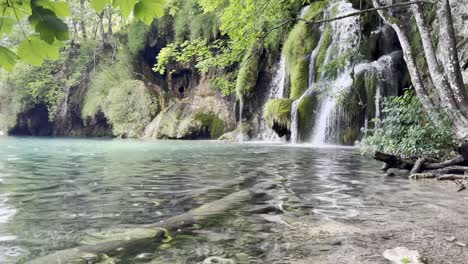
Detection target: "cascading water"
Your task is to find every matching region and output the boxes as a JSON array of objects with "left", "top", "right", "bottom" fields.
[
  {"left": 258, "top": 4, "right": 313, "bottom": 142},
  {"left": 309, "top": 1, "right": 361, "bottom": 145},
  {"left": 290, "top": 1, "right": 361, "bottom": 145},
  {"left": 59, "top": 85, "right": 71, "bottom": 118},
  {"left": 354, "top": 50, "right": 402, "bottom": 124},
  {"left": 289, "top": 4, "right": 323, "bottom": 144},
  {"left": 258, "top": 55, "right": 287, "bottom": 141}
]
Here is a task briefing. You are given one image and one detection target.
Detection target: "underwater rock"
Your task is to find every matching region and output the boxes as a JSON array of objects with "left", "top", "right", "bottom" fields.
[
  {"left": 202, "top": 256, "right": 235, "bottom": 264},
  {"left": 386, "top": 168, "right": 410, "bottom": 177},
  {"left": 383, "top": 247, "right": 423, "bottom": 264}
]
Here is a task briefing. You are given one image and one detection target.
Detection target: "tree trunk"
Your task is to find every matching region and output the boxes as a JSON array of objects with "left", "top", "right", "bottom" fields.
[
  {"left": 372, "top": 0, "right": 437, "bottom": 112},
  {"left": 436, "top": 0, "right": 468, "bottom": 136},
  {"left": 412, "top": 3, "right": 455, "bottom": 111},
  {"left": 98, "top": 12, "right": 106, "bottom": 45},
  {"left": 79, "top": 0, "right": 87, "bottom": 39},
  {"left": 107, "top": 8, "right": 113, "bottom": 35}
]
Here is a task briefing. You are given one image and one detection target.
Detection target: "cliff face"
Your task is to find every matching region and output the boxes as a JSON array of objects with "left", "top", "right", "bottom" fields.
[{"left": 2, "top": 0, "right": 466, "bottom": 142}]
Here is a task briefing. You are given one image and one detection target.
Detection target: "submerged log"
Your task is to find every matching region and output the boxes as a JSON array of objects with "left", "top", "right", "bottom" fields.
[{"left": 29, "top": 180, "right": 276, "bottom": 264}]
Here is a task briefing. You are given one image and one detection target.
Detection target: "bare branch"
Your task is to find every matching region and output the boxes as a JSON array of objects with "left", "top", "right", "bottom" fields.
[{"left": 259, "top": 0, "right": 434, "bottom": 40}]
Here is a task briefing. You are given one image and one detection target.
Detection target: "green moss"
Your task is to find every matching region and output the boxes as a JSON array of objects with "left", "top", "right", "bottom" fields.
[
  {"left": 284, "top": 24, "right": 318, "bottom": 99},
  {"left": 297, "top": 94, "right": 317, "bottom": 141},
  {"left": 315, "top": 24, "right": 333, "bottom": 80},
  {"left": 341, "top": 127, "right": 360, "bottom": 145},
  {"left": 83, "top": 51, "right": 159, "bottom": 138},
  {"left": 263, "top": 98, "right": 294, "bottom": 129},
  {"left": 127, "top": 21, "right": 148, "bottom": 55},
  {"left": 235, "top": 46, "right": 260, "bottom": 99},
  {"left": 303, "top": 1, "right": 328, "bottom": 21},
  {"left": 283, "top": 1, "right": 327, "bottom": 100},
  {"left": 194, "top": 112, "right": 225, "bottom": 138}
]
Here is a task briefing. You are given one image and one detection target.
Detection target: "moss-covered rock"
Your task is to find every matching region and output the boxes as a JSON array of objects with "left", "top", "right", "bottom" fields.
[
  {"left": 193, "top": 111, "right": 226, "bottom": 138},
  {"left": 336, "top": 69, "right": 377, "bottom": 144},
  {"left": 284, "top": 1, "right": 327, "bottom": 99},
  {"left": 236, "top": 46, "right": 261, "bottom": 99},
  {"left": 263, "top": 99, "right": 294, "bottom": 129},
  {"left": 263, "top": 98, "right": 294, "bottom": 138},
  {"left": 145, "top": 76, "right": 236, "bottom": 139},
  {"left": 83, "top": 78, "right": 158, "bottom": 138},
  {"left": 297, "top": 94, "right": 317, "bottom": 141}
]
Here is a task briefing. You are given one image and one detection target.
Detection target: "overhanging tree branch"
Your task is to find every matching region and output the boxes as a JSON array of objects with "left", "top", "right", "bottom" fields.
[{"left": 259, "top": 0, "right": 434, "bottom": 40}]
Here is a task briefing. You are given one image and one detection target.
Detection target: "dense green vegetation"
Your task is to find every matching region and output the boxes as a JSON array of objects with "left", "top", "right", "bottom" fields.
[
  {"left": 360, "top": 91, "right": 457, "bottom": 159},
  {"left": 0, "top": 0, "right": 165, "bottom": 70},
  {"left": 0, "top": 0, "right": 465, "bottom": 161}
]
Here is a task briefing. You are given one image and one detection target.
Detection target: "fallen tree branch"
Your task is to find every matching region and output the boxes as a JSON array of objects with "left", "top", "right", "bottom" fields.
[
  {"left": 422, "top": 155, "right": 465, "bottom": 169},
  {"left": 170, "top": 175, "right": 255, "bottom": 205},
  {"left": 436, "top": 174, "right": 468, "bottom": 181},
  {"left": 426, "top": 165, "right": 468, "bottom": 175},
  {"left": 411, "top": 157, "right": 427, "bottom": 174},
  {"left": 259, "top": 1, "right": 434, "bottom": 40},
  {"left": 373, "top": 151, "right": 415, "bottom": 170}
]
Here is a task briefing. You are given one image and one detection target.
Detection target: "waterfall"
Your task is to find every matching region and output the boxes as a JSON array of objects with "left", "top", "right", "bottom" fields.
[
  {"left": 310, "top": 73, "right": 354, "bottom": 145},
  {"left": 309, "top": 1, "right": 361, "bottom": 145},
  {"left": 59, "top": 85, "right": 71, "bottom": 118},
  {"left": 290, "top": 20, "right": 323, "bottom": 144},
  {"left": 271, "top": 55, "right": 286, "bottom": 99},
  {"left": 237, "top": 97, "right": 245, "bottom": 142},
  {"left": 354, "top": 50, "right": 402, "bottom": 124},
  {"left": 290, "top": 1, "right": 361, "bottom": 144},
  {"left": 258, "top": 55, "right": 287, "bottom": 141}
]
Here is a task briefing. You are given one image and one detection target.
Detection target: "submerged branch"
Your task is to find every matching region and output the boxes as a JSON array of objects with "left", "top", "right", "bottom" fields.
[{"left": 29, "top": 180, "right": 277, "bottom": 264}]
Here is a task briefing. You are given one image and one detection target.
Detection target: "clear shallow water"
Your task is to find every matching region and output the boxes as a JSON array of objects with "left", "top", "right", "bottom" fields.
[{"left": 0, "top": 137, "right": 464, "bottom": 263}]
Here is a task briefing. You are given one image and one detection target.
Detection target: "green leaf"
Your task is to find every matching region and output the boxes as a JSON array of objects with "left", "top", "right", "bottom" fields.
[
  {"left": 133, "top": 0, "right": 165, "bottom": 25},
  {"left": 35, "top": 15, "right": 69, "bottom": 43},
  {"left": 35, "top": 0, "right": 71, "bottom": 17},
  {"left": 90, "top": 0, "right": 111, "bottom": 13},
  {"left": 0, "top": 46, "right": 18, "bottom": 71},
  {"left": 0, "top": 18, "right": 15, "bottom": 37},
  {"left": 18, "top": 35, "right": 63, "bottom": 65},
  {"left": 11, "top": 0, "right": 33, "bottom": 16},
  {"left": 113, "top": 0, "right": 139, "bottom": 17},
  {"left": 29, "top": 7, "right": 69, "bottom": 43}
]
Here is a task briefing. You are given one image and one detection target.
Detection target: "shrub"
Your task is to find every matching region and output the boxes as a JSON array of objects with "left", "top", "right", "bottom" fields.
[
  {"left": 360, "top": 90, "right": 457, "bottom": 159},
  {"left": 82, "top": 51, "right": 158, "bottom": 137}
]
